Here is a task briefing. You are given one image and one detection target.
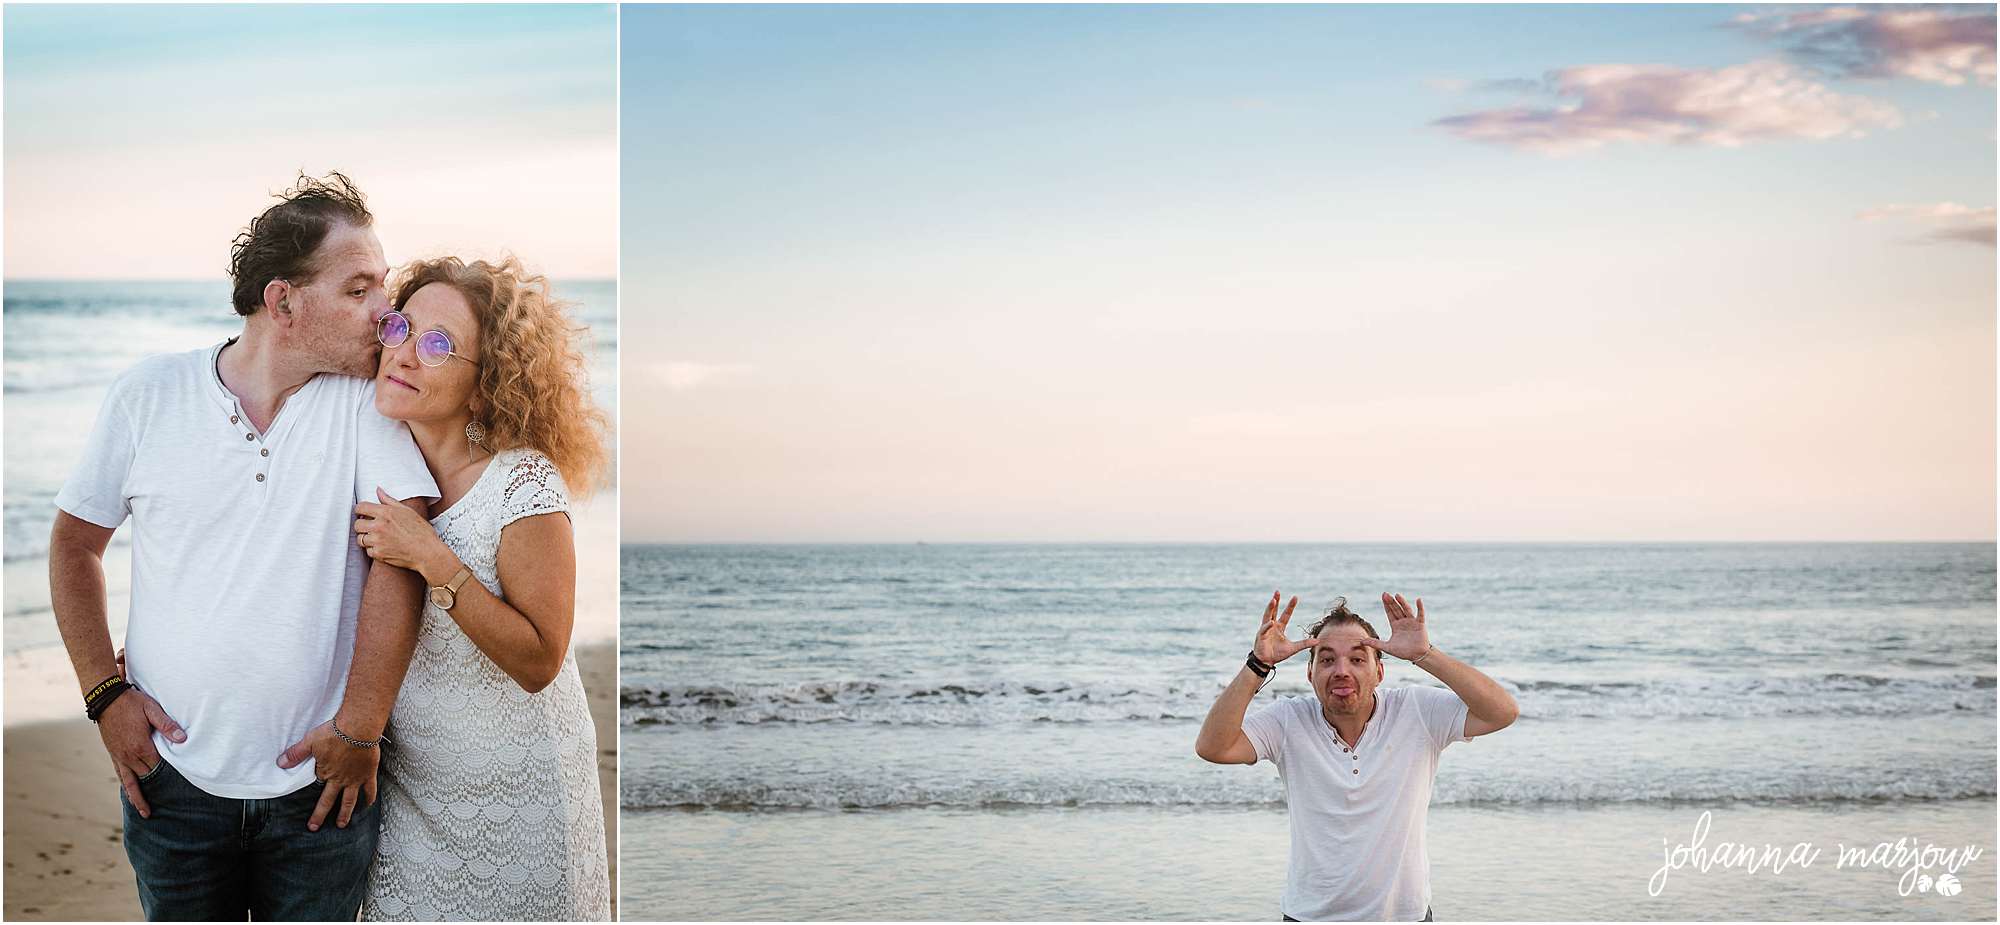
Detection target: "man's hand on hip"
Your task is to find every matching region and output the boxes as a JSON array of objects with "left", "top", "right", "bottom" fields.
[
  {"left": 98, "top": 690, "right": 185, "bottom": 819},
  {"left": 276, "top": 721, "right": 379, "bottom": 832}
]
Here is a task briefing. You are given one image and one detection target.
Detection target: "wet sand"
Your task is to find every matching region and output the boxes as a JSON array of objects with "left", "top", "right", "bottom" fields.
[{"left": 623, "top": 799, "right": 1997, "bottom": 920}]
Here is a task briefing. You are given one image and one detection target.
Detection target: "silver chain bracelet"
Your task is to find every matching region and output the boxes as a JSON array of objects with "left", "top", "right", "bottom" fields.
[{"left": 331, "top": 719, "right": 384, "bottom": 749}]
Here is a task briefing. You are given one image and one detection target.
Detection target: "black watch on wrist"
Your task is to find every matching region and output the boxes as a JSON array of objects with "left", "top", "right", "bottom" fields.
[{"left": 1245, "top": 651, "right": 1274, "bottom": 678}]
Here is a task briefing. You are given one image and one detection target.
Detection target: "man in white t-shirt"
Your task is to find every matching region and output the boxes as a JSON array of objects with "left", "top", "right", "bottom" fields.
[
  {"left": 48, "top": 173, "right": 440, "bottom": 920},
  {"left": 1196, "top": 592, "right": 1520, "bottom": 921}
]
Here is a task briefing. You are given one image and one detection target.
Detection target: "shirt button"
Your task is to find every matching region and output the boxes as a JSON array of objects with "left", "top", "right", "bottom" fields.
[
  {"left": 1353, "top": 768, "right": 1359, "bottom": 774},
  {"left": 255, "top": 473, "right": 265, "bottom": 482},
  {"left": 244, "top": 433, "right": 255, "bottom": 441},
  {"left": 229, "top": 415, "right": 239, "bottom": 424},
  {"left": 260, "top": 449, "right": 269, "bottom": 457}
]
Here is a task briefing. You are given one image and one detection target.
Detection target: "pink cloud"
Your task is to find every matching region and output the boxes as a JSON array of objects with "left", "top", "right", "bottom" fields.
[
  {"left": 1858, "top": 202, "right": 1997, "bottom": 247},
  {"left": 1434, "top": 59, "right": 1901, "bottom": 154},
  {"left": 1736, "top": 5, "right": 1996, "bottom": 87}
]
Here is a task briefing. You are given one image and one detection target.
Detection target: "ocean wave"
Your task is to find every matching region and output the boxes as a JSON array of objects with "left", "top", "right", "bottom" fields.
[
  {"left": 620, "top": 674, "right": 1998, "bottom": 727},
  {"left": 4, "top": 373, "right": 131, "bottom": 395},
  {"left": 5, "top": 509, "right": 131, "bottom": 562},
  {"left": 620, "top": 774, "right": 1998, "bottom": 812},
  {"left": 5, "top": 508, "right": 58, "bottom": 561}
]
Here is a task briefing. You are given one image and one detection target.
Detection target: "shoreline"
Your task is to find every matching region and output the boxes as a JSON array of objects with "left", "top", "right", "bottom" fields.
[{"left": 3, "top": 641, "right": 618, "bottom": 921}]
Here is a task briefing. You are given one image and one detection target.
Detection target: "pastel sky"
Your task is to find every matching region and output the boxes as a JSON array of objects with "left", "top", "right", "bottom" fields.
[
  {"left": 4, "top": 4, "right": 617, "bottom": 279},
  {"left": 626, "top": 4, "right": 1996, "bottom": 542}
]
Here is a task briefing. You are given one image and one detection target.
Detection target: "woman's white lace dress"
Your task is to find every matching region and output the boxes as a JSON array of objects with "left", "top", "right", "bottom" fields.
[{"left": 362, "top": 448, "right": 610, "bottom": 921}]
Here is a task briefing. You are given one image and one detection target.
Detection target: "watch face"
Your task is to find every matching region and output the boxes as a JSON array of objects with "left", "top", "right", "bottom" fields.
[{"left": 428, "top": 586, "right": 454, "bottom": 610}]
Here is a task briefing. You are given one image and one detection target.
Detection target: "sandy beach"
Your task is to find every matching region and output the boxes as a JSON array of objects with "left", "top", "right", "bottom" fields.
[{"left": 3, "top": 641, "right": 618, "bottom": 921}]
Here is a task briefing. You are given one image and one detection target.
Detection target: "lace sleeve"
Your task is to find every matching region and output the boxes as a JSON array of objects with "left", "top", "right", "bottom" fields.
[{"left": 500, "top": 450, "right": 570, "bottom": 528}]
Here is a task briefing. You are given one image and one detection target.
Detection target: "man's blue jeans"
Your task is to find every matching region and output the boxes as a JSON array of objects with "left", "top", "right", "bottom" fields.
[{"left": 120, "top": 758, "right": 379, "bottom": 921}]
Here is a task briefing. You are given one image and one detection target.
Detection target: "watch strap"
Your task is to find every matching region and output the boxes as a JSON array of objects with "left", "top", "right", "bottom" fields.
[{"left": 430, "top": 566, "right": 474, "bottom": 610}]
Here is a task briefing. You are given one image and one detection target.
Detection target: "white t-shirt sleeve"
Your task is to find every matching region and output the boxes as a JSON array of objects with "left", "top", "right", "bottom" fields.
[
  {"left": 353, "top": 385, "right": 439, "bottom": 504},
  {"left": 54, "top": 370, "right": 143, "bottom": 528},
  {"left": 1412, "top": 684, "right": 1473, "bottom": 751},
  {"left": 1242, "top": 697, "right": 1290, "bottom": 764}
]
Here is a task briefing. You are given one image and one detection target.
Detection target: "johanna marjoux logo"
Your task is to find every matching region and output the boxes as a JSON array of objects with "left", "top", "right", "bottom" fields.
[
  {"left": 1651, "top": 811, "right": 1986, "bottom": 899},
  {"left": 1913, "top": 873, "right": 1963, "bottom": 897}
]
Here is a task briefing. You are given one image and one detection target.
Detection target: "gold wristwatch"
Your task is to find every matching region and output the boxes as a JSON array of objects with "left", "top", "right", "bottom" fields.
[{"left": 429, "top": 566, "right": 473, "bottom": 610}]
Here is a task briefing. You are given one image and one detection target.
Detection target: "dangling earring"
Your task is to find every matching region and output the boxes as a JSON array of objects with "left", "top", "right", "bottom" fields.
[{"left": 466, "top": 419, "right": 487, "bottom": 455}]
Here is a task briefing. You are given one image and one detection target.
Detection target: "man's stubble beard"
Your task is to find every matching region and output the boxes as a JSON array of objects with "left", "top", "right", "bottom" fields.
[
  {"left": 327, "top": 345, "right": 381, "bottom": 379},
  {"left": 1312, "top": 671, "right": 1373, "bottom": 717},
  {"left": 1318, "top": 690, "right": 1363, "bottom": 716},
  {"left": 307, "top": 337, "right": 380, "bottom": 378},
  {"left": 294, "top": 295, "right": 381, "bottom": 378}
]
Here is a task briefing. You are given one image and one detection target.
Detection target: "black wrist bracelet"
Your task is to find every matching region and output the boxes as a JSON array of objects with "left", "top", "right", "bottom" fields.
[
  {"left": 84, "top": 673, "right": 123, "bottom": 706},
  {"left": 1245, "top": 651, "right": 1274, "bottom": 678},
  {"left": 86, "top": 679, "right": 133, "bottom": 723}
]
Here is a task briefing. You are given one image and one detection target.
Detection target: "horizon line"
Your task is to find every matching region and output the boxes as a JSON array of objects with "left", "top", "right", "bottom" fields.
[
  {"left": 619, "top": 538, "right": 1999, "bottom": 547},
  {"left": 2, "top": 276, "right": 618, "bottom": 284}
]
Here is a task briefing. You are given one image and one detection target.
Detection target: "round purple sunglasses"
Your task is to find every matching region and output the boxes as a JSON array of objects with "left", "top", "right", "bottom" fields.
[{"left": 377, "top": 311, "right": 476, "bottom": 367}]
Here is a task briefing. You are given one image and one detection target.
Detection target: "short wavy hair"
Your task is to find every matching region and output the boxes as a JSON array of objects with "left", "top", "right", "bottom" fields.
[
  {"left": 229, "top": 171, "right": 373, "bottom": 316},
  {"left": 390, "top": 256, "right": 610, "bottom": 496},
  {"left": 1308, "top": 596, "right": 1382, "bottom": 665}
]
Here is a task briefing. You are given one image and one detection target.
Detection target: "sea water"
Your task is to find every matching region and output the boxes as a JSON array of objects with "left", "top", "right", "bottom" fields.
[{"left": 621, "top": 542, "right": 1996, "bottom": 919}]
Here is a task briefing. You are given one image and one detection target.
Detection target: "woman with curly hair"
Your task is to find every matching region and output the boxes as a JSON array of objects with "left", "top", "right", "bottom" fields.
[{"left": 346, "top": 256, "right": 611, "bottom": 921}]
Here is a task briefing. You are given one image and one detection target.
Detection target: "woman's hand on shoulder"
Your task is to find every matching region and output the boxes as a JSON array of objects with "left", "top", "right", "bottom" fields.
[{"left": 354, "top": 488, "right": 453, "bottom": 581}]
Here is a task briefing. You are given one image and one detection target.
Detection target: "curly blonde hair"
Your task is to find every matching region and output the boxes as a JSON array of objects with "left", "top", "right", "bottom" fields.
[{"left": 390, "top": 256, "right": 609, "bottom": 496}]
